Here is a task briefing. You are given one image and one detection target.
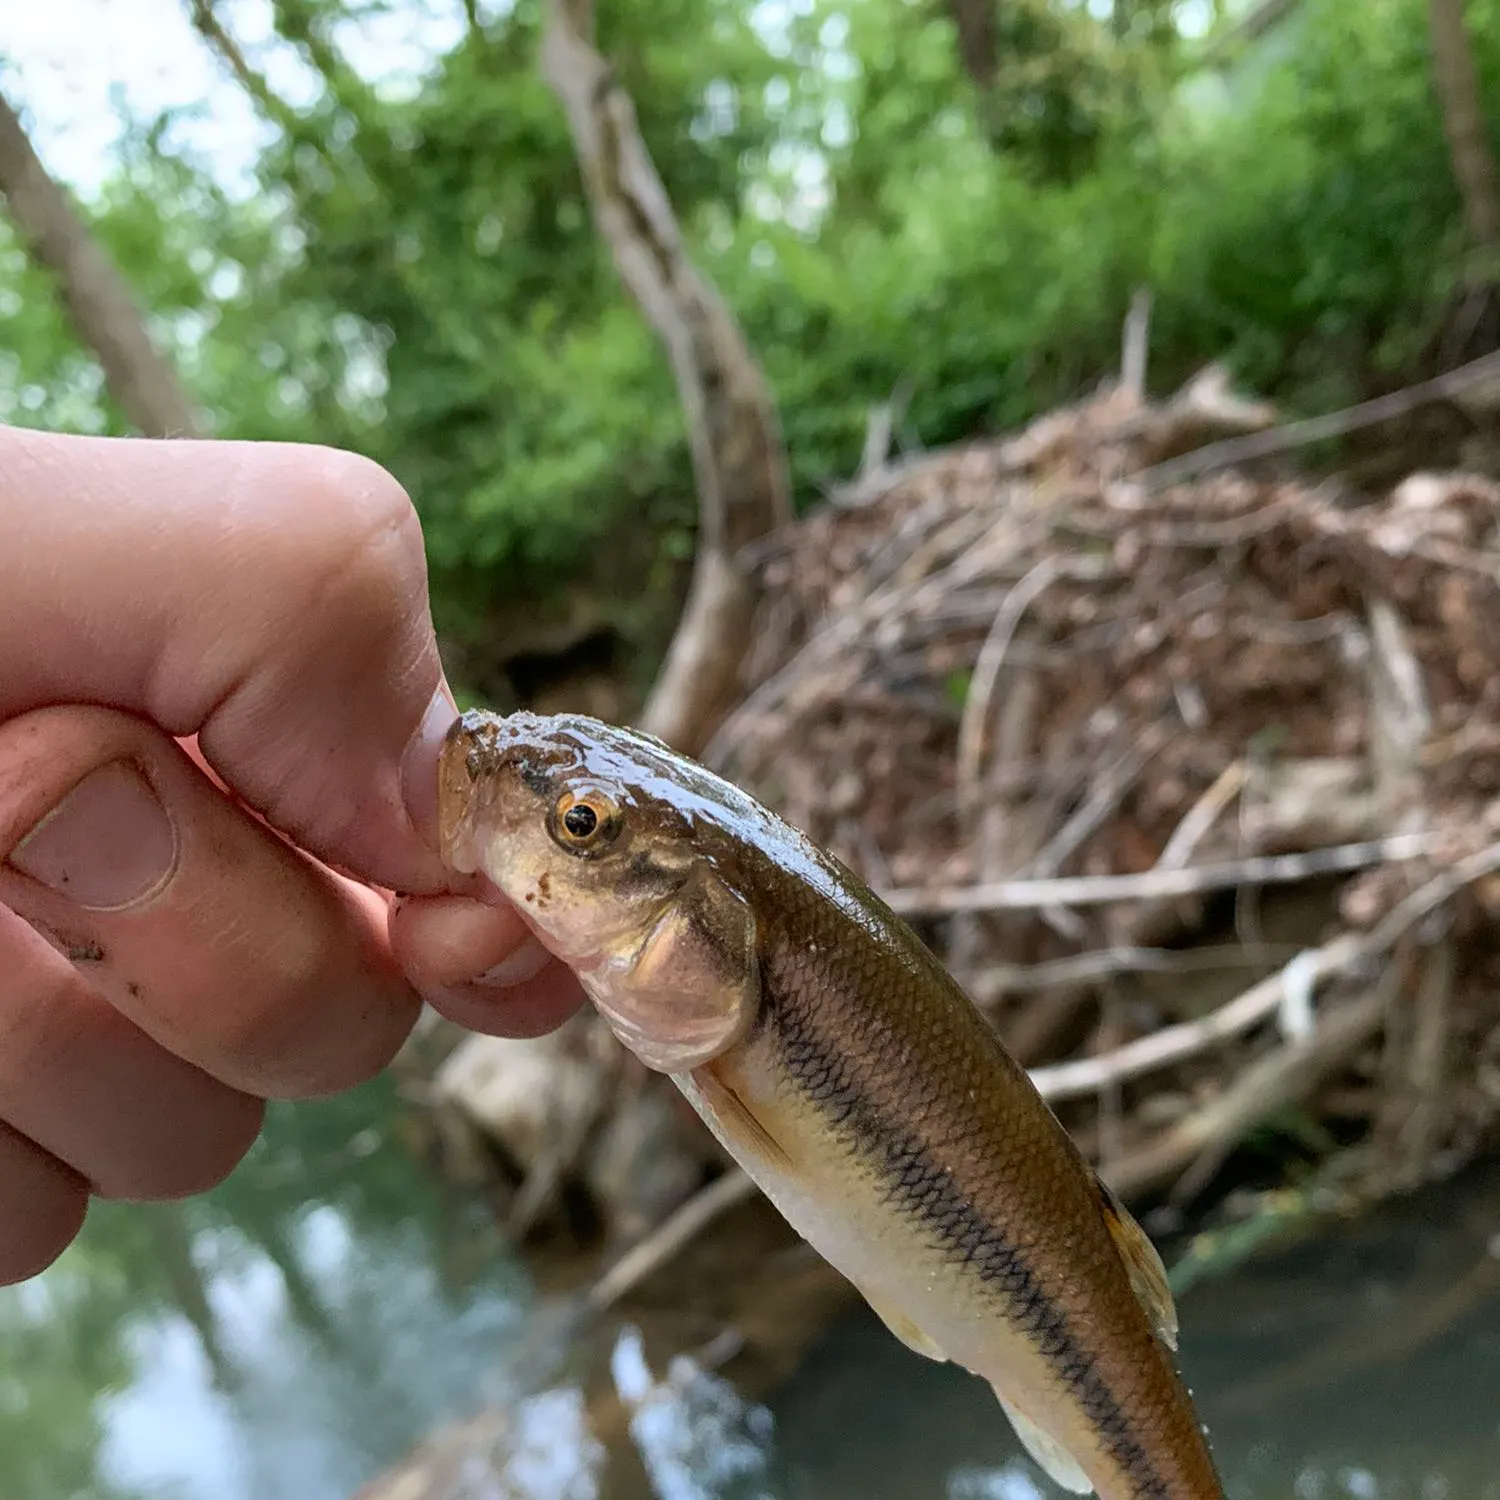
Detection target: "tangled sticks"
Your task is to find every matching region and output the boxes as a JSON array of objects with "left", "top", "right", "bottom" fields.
[{"left": 709, "top": 366, "right": 1500, "bottom": 1207}]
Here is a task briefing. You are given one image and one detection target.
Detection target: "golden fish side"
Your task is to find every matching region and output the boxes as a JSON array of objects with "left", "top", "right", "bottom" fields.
[
  {"left": 677, "top": 877, "right": 1223, "bottom": 1500},
  {"left": 436, "top": 710, "right": 1225, "bottom": 1500}
]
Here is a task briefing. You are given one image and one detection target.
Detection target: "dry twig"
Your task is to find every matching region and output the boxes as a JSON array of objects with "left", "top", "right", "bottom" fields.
[
  {"left": 886, "top": 832, "right": 1446, "bottom": 918},
  {"left": 1133, "top": 349, "right": 1500, "bottom": 492},
  {"left": 1031, "top": 838, "right": 1500, "bottom": 1103},
  {"left": 585, "top": 1169, "right": 758, "bottom": 1315}
]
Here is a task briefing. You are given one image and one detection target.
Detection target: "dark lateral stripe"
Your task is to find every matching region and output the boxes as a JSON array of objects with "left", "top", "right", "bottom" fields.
[{"left": 771, "top": 999, "right": 1172, "bottom": 1500}]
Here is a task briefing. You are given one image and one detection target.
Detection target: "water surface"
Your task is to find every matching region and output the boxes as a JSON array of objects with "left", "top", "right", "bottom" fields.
[{"left": 7, "top": 1077, "right": 1499, "bottom": 1500}]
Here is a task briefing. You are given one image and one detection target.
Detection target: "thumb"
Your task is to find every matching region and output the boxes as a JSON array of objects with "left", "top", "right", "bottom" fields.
[{"left": 0, "top": 427, "right": 461, "bottom": 892}]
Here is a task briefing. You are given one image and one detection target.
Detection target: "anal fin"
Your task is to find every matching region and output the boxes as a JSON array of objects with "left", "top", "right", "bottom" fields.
[
  {"left": 1095, "top": 1171, "right": 1179, "bottom": 1352},
  {"left": 994, "top": 1390, "right": 1094, "bottom": 1495}
]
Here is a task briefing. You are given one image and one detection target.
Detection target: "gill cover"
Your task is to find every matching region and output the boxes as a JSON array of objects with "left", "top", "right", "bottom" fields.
[{"left": 588, "top": 868, "right": 761, "bottom": 1073}]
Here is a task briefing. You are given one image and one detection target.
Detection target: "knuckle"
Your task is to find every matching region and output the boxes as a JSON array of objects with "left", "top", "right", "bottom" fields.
[
  {"left": 0, "top": 1171, "right": 86, "bottom": 1286},
  {"left": 202, "top": 926, "right": 420, "bottom": 1101},
  {"left": 260, "top": 982, "right": 420, "bottom": 1101},
  {"left": 96, "top": 1097, "right": 266, "bottom": 1203},
  {"left": 284, "top": 448, "right": 426, "bottom": 625}
]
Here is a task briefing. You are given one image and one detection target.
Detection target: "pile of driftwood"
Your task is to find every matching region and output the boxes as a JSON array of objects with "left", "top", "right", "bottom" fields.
[
  {"left": 707, "top": 360, "right": 1500, "bottom": 1214},
  {"left": 423, "top": 356, "right": 1500, "bottom": 1272}
]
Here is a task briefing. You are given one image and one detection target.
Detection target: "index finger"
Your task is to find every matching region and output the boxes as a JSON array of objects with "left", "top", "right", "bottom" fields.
[{"left": 0, "top": 426, "right": 457, "bottom": 893}]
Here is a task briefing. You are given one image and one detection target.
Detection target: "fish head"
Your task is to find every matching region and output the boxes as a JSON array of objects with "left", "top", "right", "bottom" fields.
[{"left": 438, "top": 709, "right": 761, "bottom": 1071}]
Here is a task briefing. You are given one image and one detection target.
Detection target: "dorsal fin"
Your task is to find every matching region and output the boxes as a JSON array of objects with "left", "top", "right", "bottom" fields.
[
  {"left": 1095, "top": 1172, "right": 1178, "bottom": 1352},
  {"left": 994, "top": 1389, "right": 1094, "bottom": 1494}
]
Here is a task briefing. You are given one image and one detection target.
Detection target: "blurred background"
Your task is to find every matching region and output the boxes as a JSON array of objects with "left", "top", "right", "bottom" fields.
[{"left": 6, "top": 1, "right": 1500, "bottom": 1496}]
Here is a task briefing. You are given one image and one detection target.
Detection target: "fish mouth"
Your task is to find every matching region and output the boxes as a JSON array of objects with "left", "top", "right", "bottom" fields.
[
  {"left": 437, "top": 710, "right": 579, "bottom": 872},
  {"left": 447, "top": 709, "right": 581, "bottom": 791}
]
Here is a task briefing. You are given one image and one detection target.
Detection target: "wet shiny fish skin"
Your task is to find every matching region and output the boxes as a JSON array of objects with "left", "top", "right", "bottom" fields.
[{"left": 437, "top": 709, "right": 1225, "bottom": 1500}]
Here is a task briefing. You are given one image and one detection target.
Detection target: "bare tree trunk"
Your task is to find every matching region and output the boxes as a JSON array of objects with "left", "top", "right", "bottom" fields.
[
  {"left": 540, "top": 0, "right": 792, "bottom": 757},
  {"left": 0, "top": 87, "right": 202, "bottom": 438},
  {"left": 1428, "top": 0, "right": 1500, "bottom": 256},
  {"left": 944, "top": 0, "right": 1001, "bottom": 140}
]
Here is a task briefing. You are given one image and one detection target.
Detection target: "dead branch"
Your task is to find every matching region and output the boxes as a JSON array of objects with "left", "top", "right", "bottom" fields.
[
  {"left": 1196, "top": 0, "right": 1303, "bottom": 66},
  {"left": 541, "top": 0, "right": 791, "bottom": 756},
  {"left": 1157, "top": 761, "right": 1249, "bottom": 870},
  {"left": 948, "top": 667, "right": 1044, "bottom": 977},
  {"left": 585, "top": 1168, "right": 758, "bottom": 1315},
  {"left": 1120, "top": 287, "right": 1152, "bottom": 403},
  {"left": 886, "top": 830, "right": 1445, "bottom": 918},
  {"left": 1103, "top": 984, "right": 1389, "bottom": 1200},
  {"left": 956, "top": 555, "right": 1107, "bottom": 808},
  {"left": 189, "top": 1, "right": 305, "bottom": 138},
  {"left": 1131, "top": 349, "right": 1500, "bottom": 492},
  {"left": 1372, "top": 932, "right": 1456, "bottom": 1188},
  {"left": 969, "top": 942, "right": 1298, "bottom": 1001},
  {"left": 1030, "top": 838, "right": 1500, "bottom": 1104},
  {"left": 1115, "top": 757, "right": 1249, "bottom": 946},
  {"left": 0, "top": 87, "right": 201, "bottom": 437},
  {"left": 1366, "top": 598, "right": 1432, "bottom": 816},
  {"left": 1121, "top": 364, "right": 1279, "bottom": 468},
  {"left": 856, "top": 376, "right": 915, "bottom": 482},
  {"left": 1032, "top": 936, "right": 1370, "bottom": 1104}
]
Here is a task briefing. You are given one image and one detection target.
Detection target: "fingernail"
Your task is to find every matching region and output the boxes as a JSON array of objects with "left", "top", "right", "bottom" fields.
[
  {"left": 9, "top": 761, "right": 178, "bottom": 911},
  {"left": 401, "top": 685, "right": 459, "bottom": 854},
  {"left": 474, "top": 937, "right": 553, "bottom": 987}
]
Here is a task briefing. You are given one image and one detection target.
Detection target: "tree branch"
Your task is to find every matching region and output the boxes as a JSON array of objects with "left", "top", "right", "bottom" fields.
[
  {"left": 1029, "top": 836, "right": 1500, "bottom": 1103},
  {"left": 1196, "top": 0, "right": 1301, "bottom": 67},
  {"left": 540, "top": 0, "right": 792, "bottom": 755},
  {"left": 943, "top": 0, "right": 1002, "bottom": 144},
  {"left": 1427, "top": 0, "right": 1500, "bottom": 257},
  {"left": 1129, "top": 348, "right": 1500, "bottom": 493},
  {"left": 188, "top": 0, "right": 305, "bottom": 140},
  {"left": 884, "top": 830, "right": 1445, "bottom": 918},
  {"left": 0, "top": 87, "right": 201, "bottom": 437}
]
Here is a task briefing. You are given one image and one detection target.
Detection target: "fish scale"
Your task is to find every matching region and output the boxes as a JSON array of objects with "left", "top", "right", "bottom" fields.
[
  {"left": 730, "top": 900, "right": 1199, "bottom": 1499},
  {"left": 438, "top": 709, "right": 1226, "bottom": 1500}
]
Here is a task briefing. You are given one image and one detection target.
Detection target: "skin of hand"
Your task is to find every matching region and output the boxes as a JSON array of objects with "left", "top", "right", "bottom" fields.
[{"left": 0, "top": 424, "right": 585, "bottom": 1286}]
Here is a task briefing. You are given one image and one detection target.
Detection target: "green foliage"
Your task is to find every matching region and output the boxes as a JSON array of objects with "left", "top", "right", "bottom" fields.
[
  {"left": 2, "top": 0, "right": 1496, "bottom": 685},
  {"left": 1152, "top": 0, "right": 1474, "bottom": 404}
]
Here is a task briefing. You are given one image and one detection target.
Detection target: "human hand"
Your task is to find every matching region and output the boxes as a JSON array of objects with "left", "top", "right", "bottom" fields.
[{"left": 0, "top": 426, "right": 584, "bottom": 1284}]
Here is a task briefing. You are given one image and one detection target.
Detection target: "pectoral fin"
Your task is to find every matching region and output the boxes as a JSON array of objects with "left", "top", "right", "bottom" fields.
[
  {"left": 1095, "top": 1172, "right": 1179, "bottom": 1352},
  {"left": 995, "top": 1391, "right": 1094, "bottom": 1495},
  {"left": 692, "top": 1062, "right": 794, "bottom": 1171}
]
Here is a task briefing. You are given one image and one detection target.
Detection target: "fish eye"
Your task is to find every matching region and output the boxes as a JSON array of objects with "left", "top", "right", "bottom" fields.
[
  {"left": 550, "top": 786, "right": 623, "bottom": 854},
  {"left": 563, "top": 803, "right": 597, "bottom": 838}
]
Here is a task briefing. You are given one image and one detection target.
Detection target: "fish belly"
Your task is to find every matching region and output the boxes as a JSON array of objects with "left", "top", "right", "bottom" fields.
[
  {"left": 672, "top": 1065, "right": 1057, "bottom": 1392},
  {"left": 671, "top": 1058, "right": 1146, "bottom": 1500}
]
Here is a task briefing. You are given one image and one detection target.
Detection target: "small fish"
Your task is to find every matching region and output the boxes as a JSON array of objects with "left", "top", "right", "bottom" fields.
[{"left": 438, "top": 710, "right": 1225, "bottom": 1500}]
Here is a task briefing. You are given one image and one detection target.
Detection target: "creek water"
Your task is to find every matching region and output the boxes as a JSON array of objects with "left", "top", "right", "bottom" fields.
[{"left": 6, "top": 1075, "right": 1499, "bottom": 1500}]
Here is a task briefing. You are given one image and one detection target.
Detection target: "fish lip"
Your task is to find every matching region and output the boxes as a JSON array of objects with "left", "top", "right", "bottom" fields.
[
  {"left": 448, "top": 709, "right": 577, "bottom": 780},
  {"left": 438, "top": 711, "right": 578, "bottom": 872}
]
